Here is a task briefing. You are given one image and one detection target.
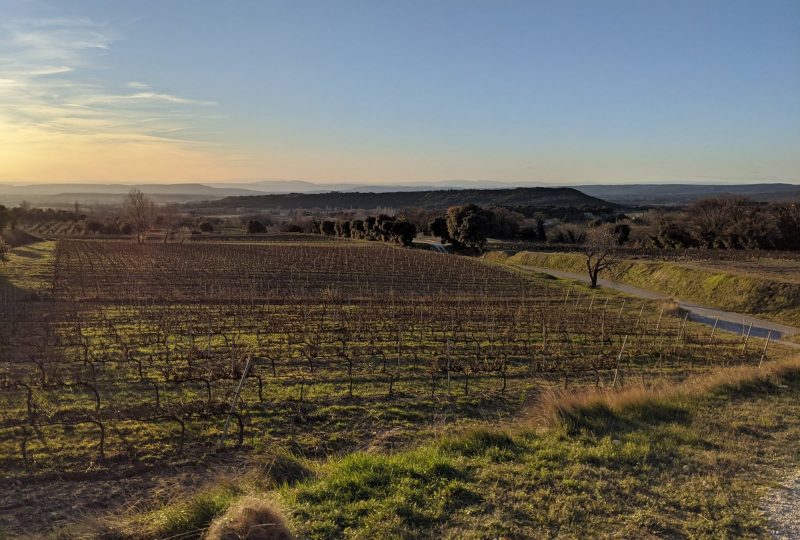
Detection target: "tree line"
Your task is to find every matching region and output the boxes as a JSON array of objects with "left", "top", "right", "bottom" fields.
[
  {"left": 428, "top": 204, "right": 545, "bottom": 250},
  {"left": 646, "top": 198, "right": 800, "bottom": 250},
  {"left": 312, "top": 214, "right": 418, "bottom": 246}
]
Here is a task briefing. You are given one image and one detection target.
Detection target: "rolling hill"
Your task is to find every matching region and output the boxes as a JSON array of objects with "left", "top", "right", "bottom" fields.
[
  {"left": 576, "top": 183, "right": 800, "bottom": 205},
  {"left": 192, "top": 187, "right": 612, "bottom": 210}
]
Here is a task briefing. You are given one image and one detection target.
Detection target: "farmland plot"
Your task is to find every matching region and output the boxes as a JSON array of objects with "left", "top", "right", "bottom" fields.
[{"left": 0, "top": 240, "right": 760, "bottom": 479}]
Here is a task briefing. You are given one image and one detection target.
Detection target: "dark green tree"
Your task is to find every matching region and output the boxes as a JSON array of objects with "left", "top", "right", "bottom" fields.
[
  {"left": 391, "top": 221, "right": 417, "bottom": 246},
  {"left": 350, "top": 219, "right": 365, "bottom": 239},
  {"left": 0, "top": 205, "right": 12, "bottom": 231},
  {"left": 247, "top": 220, "right": 267, "bottom": 234},
  {"left": 429, "top": 216, "right": 450, "bottom": 244},
  {"left": 320, "top": 220, "right": 336, "bottom": 236},
  {"left": 446, "top": 204, "right": 496, "bottom": 250}
]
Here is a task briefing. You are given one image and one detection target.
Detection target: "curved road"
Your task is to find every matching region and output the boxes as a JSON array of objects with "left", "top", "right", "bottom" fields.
[{"left": 516, "top": 264, "right": 800, "bottom": 343}]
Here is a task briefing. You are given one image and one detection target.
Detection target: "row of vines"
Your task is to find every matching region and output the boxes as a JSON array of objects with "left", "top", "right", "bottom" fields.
[{"left": 0, "top": 240, "right": 759, "bottom": 475}]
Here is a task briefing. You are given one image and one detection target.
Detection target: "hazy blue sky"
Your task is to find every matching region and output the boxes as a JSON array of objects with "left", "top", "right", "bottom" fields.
[{"left": 1, "top": 0, "right": 798, "bottom": 183}]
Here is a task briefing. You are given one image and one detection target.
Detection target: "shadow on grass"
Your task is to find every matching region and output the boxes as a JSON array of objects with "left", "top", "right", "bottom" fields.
[
  {"left": 552, "top": 392, "right": 693, "bottom": 438},
  {"left": 11, "top": 248, "right": 44, "bottom": 259},
  {"left": 0, "top": 275, "right": 44, "bottom": 302}
]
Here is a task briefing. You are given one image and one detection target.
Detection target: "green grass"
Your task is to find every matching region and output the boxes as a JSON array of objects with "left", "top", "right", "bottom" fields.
[
  {"left": 282, "top": 360, "right": 800, "bottom": 539},
  {"left": 6, "top": 240, "right": 796, "bottom": 537},
  {"left": 487, "top": 250, "right": 800, "bottom": 329},
  {"left": 97, "top": 358, "right": 800, "bottom": 539},
  {"left": 0, "top": 240, "right": 55, "bottom": 295},
  {"left": 120, "top": 484, "right": 242, "bottom": 539}
]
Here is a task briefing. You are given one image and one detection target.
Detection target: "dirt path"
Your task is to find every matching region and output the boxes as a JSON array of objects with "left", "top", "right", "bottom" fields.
[
  {"left": 762, "top": 472, "right": 800, "bottom": 539},
  {"left": 517, "top": 265, "right": 800, "bottom": 343}
]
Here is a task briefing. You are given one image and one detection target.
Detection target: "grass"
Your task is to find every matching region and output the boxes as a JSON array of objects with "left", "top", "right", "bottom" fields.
[
  {"left": 102, "top": 483, "right": 243, "bottom": 539},
  {"left": 92, "top": 356, "right": 800, "bottom": 539},
  {"left": 0, "top": 240, "right": 55, "bottom": 295},
  {"left": 5, "top": 239, "right": 796, "bottom": 536},
  {"left": 487, "top": 250, "right": 800, "bottom": 330}
]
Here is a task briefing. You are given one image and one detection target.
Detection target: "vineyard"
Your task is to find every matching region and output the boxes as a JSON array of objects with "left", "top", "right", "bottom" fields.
[
  {"left": 19, "top": 221, "right": 85, "bottom": 237},
  {"left": 0, "top": 239, "right": 771, "bottom": 481}
]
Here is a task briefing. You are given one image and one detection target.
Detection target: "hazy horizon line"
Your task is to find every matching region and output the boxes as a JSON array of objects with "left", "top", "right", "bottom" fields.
[{"left": 1, "top": 178, "right": 799, "bottom": 187}]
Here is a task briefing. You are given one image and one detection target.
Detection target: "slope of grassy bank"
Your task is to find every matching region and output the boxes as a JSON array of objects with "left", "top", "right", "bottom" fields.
[
  {"left": 91, "top": 358, "right": 800, "bottom": 539},
  {"left": 0, "top": 240, "right": 54, "bottom": 296},
  {"left": 486, "top": 250, "right": 800, "bottom": 329}
]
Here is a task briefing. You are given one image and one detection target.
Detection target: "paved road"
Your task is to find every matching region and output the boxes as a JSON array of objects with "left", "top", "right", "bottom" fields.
[
  {"left": 416, "top": 239, "right": 448, "bottom": 253},
  {"left": 517, "top": 265, "right": 800, "bottom": 342}
]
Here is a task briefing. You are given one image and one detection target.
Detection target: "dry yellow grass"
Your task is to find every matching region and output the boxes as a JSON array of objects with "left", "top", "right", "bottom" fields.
[
  {"left": 534, "top": 355, "right": 800, "bottom": 430},
  {"left": 205, "top": 496, "right": 293, "bottom": 540}
]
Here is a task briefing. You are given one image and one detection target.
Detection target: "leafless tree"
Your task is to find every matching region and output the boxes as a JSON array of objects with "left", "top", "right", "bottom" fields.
[
  {"left": 584, "top": 224, "right": 620, "bottom": 288},
  {"left": 158, "top": 203, "right": 182, "bottom": 243},
  {"left": 123, "top": 188, "right": 154, "bottom": 244},
  {"left": 0, "top": 237, "right": 9, "bottom": 264}
]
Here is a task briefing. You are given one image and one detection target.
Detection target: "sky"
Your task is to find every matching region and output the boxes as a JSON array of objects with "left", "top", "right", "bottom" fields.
[{"left": 0, "top": 0, "right": 798, "bottom": 185}]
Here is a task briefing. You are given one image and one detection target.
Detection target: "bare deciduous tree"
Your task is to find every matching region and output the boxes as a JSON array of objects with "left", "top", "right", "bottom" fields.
[
  {"left": 123, "top": 188, "right": 154, "bottom": 244},
  {"left": 0, "top": 238, "right": 9, "bottom": 264},
  {"left": 584, "top": 224, "right": 620, "bottom": 288},
  {"left": 158, "top": 203, "right": 182, "bottom": 243}
]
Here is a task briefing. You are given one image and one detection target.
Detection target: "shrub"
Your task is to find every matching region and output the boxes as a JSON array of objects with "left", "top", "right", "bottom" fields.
[
  {"left": 85, "top": 220, "right": 104, "bottom": 234},
  {"left": 429, "top": 216, "right": 450, "bottom": 243},
  {"left": 247, "top": 220, "right": 267, "bottom": 234},
  {"left": 519, "top": 219, "right": 546, "bottom": 242},
  {"left": 280, "top": 222, "right": 305, "bottom": 233},
  {"left": 445, "top": 204, "right": 496, "bottom": 250},
  {"left": 546, "top": 223, "right": 586, "bottom": 244},
  {"left": 391, "top": 221, "right": 417, "bottom": 246},
  {"left": 349, "top": 219, "right": 365, "bottom": 239},
  {"left": 335, "top": 220, "right": 351, "bottom": 238},
  {"left": 320, "top": 220, "right": 336, "bottom": 236}
]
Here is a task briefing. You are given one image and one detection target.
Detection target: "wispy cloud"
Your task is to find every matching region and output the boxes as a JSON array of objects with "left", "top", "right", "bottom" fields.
[
  {"left": 0, "top": 15, "right": 239, "bottom": 181},
  {"left": 0, "top": 16, "right": 218, "bottom": 139}
]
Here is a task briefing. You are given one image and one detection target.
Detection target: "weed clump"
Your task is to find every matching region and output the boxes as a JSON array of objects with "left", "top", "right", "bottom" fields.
[
  {"left": 205, "top": 496, "right": 293, "bottom": 540},
  {"left": 251, "top": 450, "right": 313, "bottom": 487}
]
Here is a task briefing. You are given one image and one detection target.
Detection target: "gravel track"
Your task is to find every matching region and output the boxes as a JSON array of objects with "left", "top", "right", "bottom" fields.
[
  {"left": 762, "top": 472, "right": 800, "bottom": 539},
  {"left": 516, "top": 265, "right": 800, "bottom": 345}
]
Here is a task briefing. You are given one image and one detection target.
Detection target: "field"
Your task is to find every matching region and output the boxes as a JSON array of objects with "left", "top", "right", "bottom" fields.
[
  {"left": 488, "top": 250, "right": 800, "bottom": 330},
  {"left": 0, "top": 238, "right": 784, "bottom": 536}
]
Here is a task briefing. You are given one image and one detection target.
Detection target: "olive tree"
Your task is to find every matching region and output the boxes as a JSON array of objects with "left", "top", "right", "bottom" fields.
[
  {"left": 446, "top": 204, "right": 496, "bottom": 250},
  {"left": 391, "top": 221, "right": 417, "bottom": 246},
  {"left": 247, "top": 220, "right": 267, "bottom": 233}
]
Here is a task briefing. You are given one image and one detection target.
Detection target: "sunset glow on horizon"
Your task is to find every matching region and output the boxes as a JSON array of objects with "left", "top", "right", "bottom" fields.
[{"left": 1, "top": 0, "right": 799, "bottom": 185}]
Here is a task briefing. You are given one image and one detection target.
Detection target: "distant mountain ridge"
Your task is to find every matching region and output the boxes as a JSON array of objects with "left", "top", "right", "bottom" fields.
[
  {"left": 0, "top": 183, "right": 263, "bottom": 206},
  {"left": 576, "top": 183, "right": 800, "bottom": 205},
  {"left": 1, "top": 180, "right": 798, "bottom": 208},
  {"left": 192, "top": 187, "right": 611, "bottom": 210}
]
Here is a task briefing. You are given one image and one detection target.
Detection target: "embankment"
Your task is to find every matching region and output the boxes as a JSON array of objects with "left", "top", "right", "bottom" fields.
[{"left": 486, "top": 250, "right": 800, "bottom": 328}]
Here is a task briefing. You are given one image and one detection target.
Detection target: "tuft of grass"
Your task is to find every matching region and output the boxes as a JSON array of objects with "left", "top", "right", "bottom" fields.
[
  {"left": 250, "top": 449, "right": 314, "bottom": 487},
  {"left": 440, "top": 428, "right": 517, "bottom": 459},
  {"left": 108, "top": 483, "right": 241, "bottom": 539},
  {"left": 83, "top": 356, "right": 800, "bottom": 539},
  {"left": 286, "top": 447, "right": 475, "bottom": 538},
  {"left": 206, "top": 496, "right": 293, "bottom": 540}
]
